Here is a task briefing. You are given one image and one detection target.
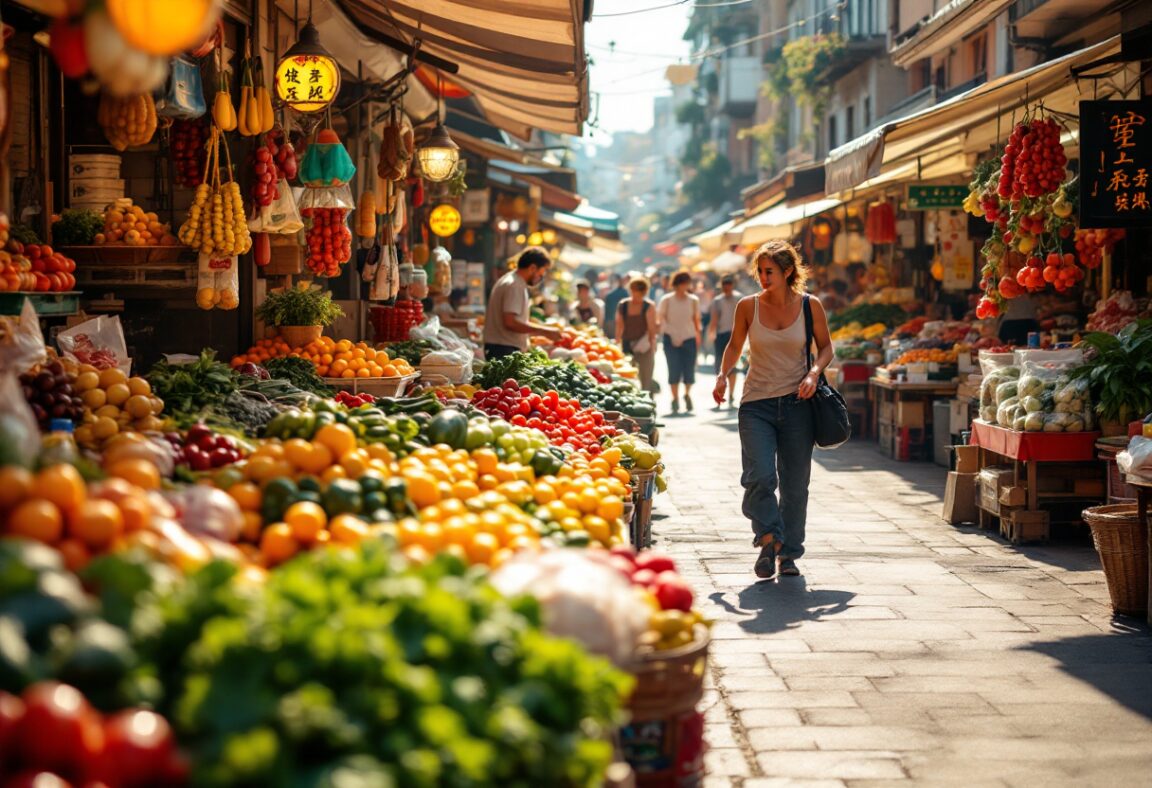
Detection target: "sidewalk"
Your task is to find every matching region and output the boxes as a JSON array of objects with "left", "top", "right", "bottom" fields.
[{"left": 651, "top": 372, "right": 1152, "bottom": 787}]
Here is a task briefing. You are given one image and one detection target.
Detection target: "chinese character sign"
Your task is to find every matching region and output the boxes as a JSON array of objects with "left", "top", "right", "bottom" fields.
[
  {"left": 275, "top": 55, "right": 340, "bottom": 113},
  {"left": 1080, "top": 100, "right": 1152, "bottom": 227}
]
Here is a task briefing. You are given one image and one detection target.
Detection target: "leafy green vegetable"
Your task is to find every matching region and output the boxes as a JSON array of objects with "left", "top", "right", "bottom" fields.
[
  {"left": 382, "top": 339, "right": 436, "bottom": 366},
  {"left": 51, "top": 209, "right": 105, "bottom": 246},
  {"left": 146, "top": 350, "right": 238, "bottom": 420},
  {"left": 827, "top": 303, "right": 907, "bottom": 331},
  {"left": 263, "top": 356, "right": 332, "bottom": 396},
  {"left": 255, "top": 283, "right": 344, "bottom": 328},
  {"left": 1068, "top": 319, "right": 1152, "bottom": 423}
]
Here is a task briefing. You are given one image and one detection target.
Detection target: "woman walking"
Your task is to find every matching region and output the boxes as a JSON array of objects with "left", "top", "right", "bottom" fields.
[
  {"left": 615, "top": 277, "right": 659, "bottom": 393},
  {"left": 713, "top": 241, "right": 833, "bottom": 579},
  {"left": 657, "top": 271, "right": 702, "bottom": 414}
]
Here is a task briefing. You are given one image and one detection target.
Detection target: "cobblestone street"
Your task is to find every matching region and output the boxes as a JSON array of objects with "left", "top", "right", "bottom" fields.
[{"left": 651, "top": 374, "right": 1152, "bottom": 787}]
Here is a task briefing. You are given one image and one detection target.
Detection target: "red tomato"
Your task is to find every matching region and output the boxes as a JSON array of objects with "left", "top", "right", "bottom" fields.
[
  {"left": 0, "top": 691, "right": 25, "bottom": 763},
  {"left": 2, "top": 771, "right": 72, "bottom": 788},
  {"left": 87, "top": 710, "right": 175, "bottom": 788},
  {"left": 13, "top": 683, "right": 103, "bottom": 779}
]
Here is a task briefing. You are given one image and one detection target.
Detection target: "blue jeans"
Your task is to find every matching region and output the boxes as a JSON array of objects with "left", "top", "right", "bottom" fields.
[
  {"left": 738, "top": 395, "right": 815, "bottom": 558},
  {"left": 663, "top": 337, "right": 697, "bottom": 385}
]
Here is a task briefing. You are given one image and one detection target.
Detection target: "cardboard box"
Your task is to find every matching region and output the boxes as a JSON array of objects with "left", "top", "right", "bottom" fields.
[
  {"left": 1073, "top": 478, "right": 1106, "bottom": 498},
  {"left": 942, "top": 472, "right": 979, "bottom": 525},
  {"left": 949, "top": 400, "right": 971, "bottom": 435},
  {"left": 953, "top": 445, "right": 980, "bottom": 474},
  {"left": 896, "top": 401, "right": 925, "bottom": 429},
  {"left": 1001, "top": 509, "right": 1050, "bottom": 544},
  {"left": 978, "top": 466, "right": 1016, "bottom": 515},
  {"left": 999, "top": 486, "right": 1027, "bottom": 508}
]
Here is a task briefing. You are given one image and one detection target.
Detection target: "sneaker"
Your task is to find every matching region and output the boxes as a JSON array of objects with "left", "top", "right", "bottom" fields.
[
  {"left": 778, "top": 557, "right": 800, "bottom": 576},
  {"left": 754, "top": 538, "right": 779, "bottom": 579},
  {"left": 684, "top": 394, "right": 693, "bottom": 412},
  {"left": 671, "top": 398, "right": 680, "bottom": 414}
]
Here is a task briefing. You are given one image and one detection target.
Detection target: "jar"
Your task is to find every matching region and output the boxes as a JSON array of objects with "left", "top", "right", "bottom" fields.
[
  {"left": 409, "top": 269, "right": 428, "bottom": 300},
  {"left": 398, "top": 263, "right": 414, "bottom": 287}
]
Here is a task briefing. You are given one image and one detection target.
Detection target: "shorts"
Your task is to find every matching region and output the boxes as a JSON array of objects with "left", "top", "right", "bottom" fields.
[
  {"left": 716, "top": 331, "right": 732, "bottom": 362},
  {"left": 663, "top": 337, "right": 697, "bottom": 386}
]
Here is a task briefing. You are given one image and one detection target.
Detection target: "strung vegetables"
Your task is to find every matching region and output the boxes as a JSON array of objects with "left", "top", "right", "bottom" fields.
[
  {"left": 98, "top": 92, "right": 158, "bottom": 151},
  {"left": 178, "top": 128, "right": 252, "bottom": 257}
]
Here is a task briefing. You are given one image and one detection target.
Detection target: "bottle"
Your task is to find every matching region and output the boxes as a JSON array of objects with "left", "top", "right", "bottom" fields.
[{"left": 41, "top": 419, "right": 79, "bottom": 466}]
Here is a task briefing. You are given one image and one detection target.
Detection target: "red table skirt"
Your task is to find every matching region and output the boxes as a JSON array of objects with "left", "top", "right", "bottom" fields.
[{"left": 970, "top": 420, "right": 1101, "bottom": 462}]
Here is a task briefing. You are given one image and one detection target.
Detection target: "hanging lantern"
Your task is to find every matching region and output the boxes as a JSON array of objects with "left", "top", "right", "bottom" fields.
[
  {"left": 417, "top": 122, "right": 460, "bottom": 182},
  {"left": 275, "top": 21, "right": 340, "bottom": 114},
  {"left": 428, "top": 204, "right": 462, "bottom": 237}
]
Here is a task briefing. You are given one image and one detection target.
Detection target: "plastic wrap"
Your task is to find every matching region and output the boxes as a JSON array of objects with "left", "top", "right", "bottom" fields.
[
  {"left": 0, "top": 299, "right": 48, "bottom": 375},
  {"left": 58, "top": 314, "right": 129, "bottom": 372},
  {"left": 196, "top": 254, "right": 239, "bottom": 311}
]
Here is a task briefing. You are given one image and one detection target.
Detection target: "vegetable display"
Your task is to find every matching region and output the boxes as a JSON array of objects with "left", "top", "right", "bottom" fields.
[
  {"left": 301, "top": 205, "right": 352, "bottom": 276},
  {"left": 979, "top": 364, "right": 1093, "bottom": 432},
  {"left": 51, "top": 210, "right": 105, "bottom": 247},
  {"left": 261, "top": 356, "right": 332, "bottom": 396},
  {"left": 827, "top": 303, "right": 907, "bottom": 331},
  {"left": 145, "top": 350, "right": 237, "bottom": 422},
  {"left": 470, "top": 381, "right": 617, "bottom": 454},
  {"left": 476, "top": 351, "right": 654, "bottom": 417}
]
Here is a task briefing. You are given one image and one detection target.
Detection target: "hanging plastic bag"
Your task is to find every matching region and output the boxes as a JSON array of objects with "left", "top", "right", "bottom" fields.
[
  {"left": 369, "top": 243, "right": 400, "bottom": 301},
  {"left": 0, "top": 298, "right": 48, "bottom": 375},
  {"left": 0, "top": 372, "right": 40, "bottom": 468},
  {"left": 154, "top": 55, "right": 206, "bottom": 119},
  {"left": 195, "top": 254, "right": 239, "bottom": 311},
  {"left": 248, "top": 181, "right": 303, "bottom": 234},
  {"left": 58, "top": 315, "right": 130, "bottom": 373}
]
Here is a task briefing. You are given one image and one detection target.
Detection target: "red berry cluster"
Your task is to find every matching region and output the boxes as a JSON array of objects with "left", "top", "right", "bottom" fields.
[
  {"left": 302, "top": 207, "right": 353, "bottom": 277},
  {"left": 334, "top": 390, "right": 375, "bottom": 408},
  {"left": 470, "top": 381, "right": 616, "bottom": 454},
  {"left": 1074, "top": 228, "right": 1126, "bottom": 269},
  {"left": 975, "top": 296, "right": 1001, "bottom": 320},
  {"left": 171, "top": 118, "right": 207, "bottom": 188},
  {"left": 250, "top": 142, "right": 280, "bottom": 208},
  {"left": 1014, "top": 252, "right": 1083, "bottom": 294},
  {"left": 998, "top": 119, "right": 1067, "bottom": 199}
]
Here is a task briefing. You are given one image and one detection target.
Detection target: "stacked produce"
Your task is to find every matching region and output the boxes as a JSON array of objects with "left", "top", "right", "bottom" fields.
[
  {"left": 827, "top": 303, "right": 907, "bottom": 332},
  {"left": 232, "top": 336, "right": 416, "bottom": 380},
  {"left": 471, "top": 382, "right": 617, "bottom": 454},
  {"left": 20, "top": 356, "right": 85, "bottom": 429},
  {"left": 94, "top": 201, "right": 177, "bottom": 247},
  {"left": 74, "top": 366, "right": 166, "bottom": 448},
  {"left": 0, "top": 242, "right": 77, "bottom": 293},
  {"left": 891, "top": 348, "right": 958, "bottom": 366},
  {"left": 177, "top": 129, "right": 252, "bottom": 258},
  {"left": 830, "top": 322, "right": 887, "bottom": 342},
  {"left": 978, "top": 365, "right": 1092, "bottom": 432},
  {"left": 1086, "top": 291, "right": 1151, "bottom": 334}
]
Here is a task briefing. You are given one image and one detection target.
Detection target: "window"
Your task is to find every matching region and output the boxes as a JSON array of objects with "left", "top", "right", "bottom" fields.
[
  {"left": 969, "top": 33, "right": 988, "bottom": 79},
  {"left": 846, "top": 104, "right": 855, "bottom": 140},
  {"left": 828, "top": 115, "right": 838, "bottom": 151},
  {"left": 864, "top": 96, "right": 872, "bottom": 129}
]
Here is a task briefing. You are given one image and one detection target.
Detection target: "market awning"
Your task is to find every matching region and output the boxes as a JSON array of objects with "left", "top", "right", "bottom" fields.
[
  {"left": 890, "top": 0, "right": 1014, "bottom": 68},
  {"left": 825, "top": 36, "right": 1123, "bottom": 195},
  {"left": 731, "top": 198, "right": 842, "bottom": 246},
  {"left": 336, "top": 0, "right": 589, "bottom": 138},
  {"left": 452, "top": 129, "right": 572, "bottom": 173},
  {"left": 709, "top": 250, "right": 748, "bottom": 275},
  {"left": 557, "top": 240, "right": 631, "bottom": 269},
  {"left": 689, "top": 218, "right": 740, "bottom": 254}
]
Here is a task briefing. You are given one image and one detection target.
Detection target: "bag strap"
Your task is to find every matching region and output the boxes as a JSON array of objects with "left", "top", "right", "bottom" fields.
[{"left": 802, "top": 294, "right": 815, "bottom": 369}]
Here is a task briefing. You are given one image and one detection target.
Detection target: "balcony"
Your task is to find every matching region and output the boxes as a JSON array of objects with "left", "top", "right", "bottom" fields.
[
  {"left": 816, "top": 4, "right": 887, "bottom": 83},
  {"left": 1009, "top": 0, "right": 1114, "bottom": 40},
  {"left": 719, "top": 55, "right": 762, "bottom": 118}
]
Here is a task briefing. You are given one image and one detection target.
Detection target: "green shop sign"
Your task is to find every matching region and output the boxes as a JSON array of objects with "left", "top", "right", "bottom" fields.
[{"left": 905, "top": 184, "right": 967, "bottom": 210}]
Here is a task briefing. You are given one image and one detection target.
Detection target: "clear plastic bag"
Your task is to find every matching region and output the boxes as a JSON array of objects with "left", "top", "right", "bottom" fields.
[
  {"left": 1118, "top": 437, "right": 1152, "bottom": 475},
  {"left": 0, "top": 372, "right": 40, "bottom": 467},
  {"left": 195, "top": 254, "right": 239, "bottom": 311},
  {"left": 0, "top": 299, "right": 47, "bottom": 375},
  {"left": 58, "top": 314, "right": 129, "bottom": 373},
  {"left": 248, "top": 182, "right": 303, "bottom": 234},
  {"left": 419, "top": 346, "right": 474, "bottom": 384}
]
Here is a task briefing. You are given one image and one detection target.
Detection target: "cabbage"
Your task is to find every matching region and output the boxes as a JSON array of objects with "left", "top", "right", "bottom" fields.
[
  {"left": 1017, "top": 375, "right": 1045, "bottom": 398},
  {"left": 1024, "top": 412, "right": 1046, "bottom": 432},
  {"left": 1022, "top": 396, "right": 1043, "bottom": 413},
  {"left": 980, "top": 406, "right": 997, "bottom": 423},
  {"left": 995, "top": 381, "right": 1019, "bottom": 405},
  {"left": 1013, "top": 413, "right": 1028, "bottom": 431}
]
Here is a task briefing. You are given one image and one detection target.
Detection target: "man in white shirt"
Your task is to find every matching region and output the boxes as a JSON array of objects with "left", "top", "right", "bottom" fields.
[
  {"left": 483, "top": 247, "right": 561, "bottom": 359},
  {"left": 709, "top": 275, "right": 743, "bottom": 406}
]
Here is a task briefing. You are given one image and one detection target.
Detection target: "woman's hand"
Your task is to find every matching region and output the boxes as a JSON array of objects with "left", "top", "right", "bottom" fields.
[
  {"left": 797, "top": 371, "right": 820, "bottom": 400},
  {"left": 713, "top": 375, "right": 727, "bottom": 405}
]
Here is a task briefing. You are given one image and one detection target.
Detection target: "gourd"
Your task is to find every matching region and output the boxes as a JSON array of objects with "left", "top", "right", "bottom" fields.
[
  {"left": 212, "top": 71, "right": 237, "bottom": 132},
  {"left": 254, "top": 58, "right": 275, "bottom": 133},
  {"left": 357, "top": 190, "right": 377, "bottom": 238}
]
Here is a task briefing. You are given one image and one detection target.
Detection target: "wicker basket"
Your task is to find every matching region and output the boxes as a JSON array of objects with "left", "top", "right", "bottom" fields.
[{"left": 1082, "top": 504, "right": 1149, "bottom": 617}]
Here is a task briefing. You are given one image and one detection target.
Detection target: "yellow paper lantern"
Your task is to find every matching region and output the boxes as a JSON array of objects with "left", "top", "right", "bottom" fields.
[
  {"left": 275, "top": 22, "right": 340, "bottom": 114},
  {"left": 428, "top": 204, "right": 462, "bottom": 237}
]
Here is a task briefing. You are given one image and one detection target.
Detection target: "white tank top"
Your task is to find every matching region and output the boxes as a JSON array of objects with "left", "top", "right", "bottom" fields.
[{"left": 741, "top": 297, "right": 809, "bottom": 404}]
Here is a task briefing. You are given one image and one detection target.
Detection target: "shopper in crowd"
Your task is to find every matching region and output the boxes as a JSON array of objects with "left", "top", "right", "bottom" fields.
[
  {"left": 695, "top": 277, "right": 715, "bottom": 362},
  {"left": 573, "top": 280, "right": 605, "bottom": 326},
  {"left": 482, "top": 247, "right": 561, "bottom": 360},
  {"left": 708, "top": 274, "right": 744, "bottom": 406},
  {"left": 817, "top": 280, "right": 849, "bottom": 313},
  {"left": 658, "top": 271, "right": 702, "bottom": 414},
  {"left": 615, "top": 277, "right": 659, "bottom": 394},
  {"left": 713, "top": 241, "right": 833, "bottom": 580},
  {"left": 997, "top": 292, "right": 1040, "bottom": 346},
  {"left": 602, "top": 273, "right": 630, "bottom": 338}
]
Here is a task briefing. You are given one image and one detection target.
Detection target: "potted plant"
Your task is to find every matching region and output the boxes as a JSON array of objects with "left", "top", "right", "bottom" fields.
[
  {"left": 255, "top": 282, "right": 344, "bottom": 348},
  {"left": 1069, "top": 319, "right": 1152, "bottom": 435}
]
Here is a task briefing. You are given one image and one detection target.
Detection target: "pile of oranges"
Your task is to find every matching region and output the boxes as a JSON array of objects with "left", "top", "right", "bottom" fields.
[
  {"left": 93, "top": 202, "right": 179, "bottom": 247},
  {"left": 230, "top": 336, "right": 415, "bottom": 379}
]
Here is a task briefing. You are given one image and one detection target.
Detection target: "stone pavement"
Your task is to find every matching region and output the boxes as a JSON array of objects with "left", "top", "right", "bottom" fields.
[{"left": 649, "top": 378, "right": 1152, "bottom": 787}]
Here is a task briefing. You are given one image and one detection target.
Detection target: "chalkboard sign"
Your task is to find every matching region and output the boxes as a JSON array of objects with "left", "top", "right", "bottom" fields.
[
  {"left": 905, "top": 184, "right": 967, "bottom": 210},
  {"left": 1080, "top": 99, "right": 1152, "bottom": 228}
]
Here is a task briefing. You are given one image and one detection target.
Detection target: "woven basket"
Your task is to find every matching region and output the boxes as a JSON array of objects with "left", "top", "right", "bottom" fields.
[{"left": 1082, "top": 504, "right": 1149, "bottom": 617}]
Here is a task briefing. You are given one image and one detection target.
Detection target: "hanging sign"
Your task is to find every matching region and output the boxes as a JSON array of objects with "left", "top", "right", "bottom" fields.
[
  {"left": 275, "top": 55, "right": 340, "bottom": 114},
  {"left": 905, "top": 184, "right": 967, "bottom": 210},
  {"left": 428, "top": 204, "right": 462, "bottom": 237},
  {"left": 1080, "top": 99, "right": 1152, "bottom": 227}
]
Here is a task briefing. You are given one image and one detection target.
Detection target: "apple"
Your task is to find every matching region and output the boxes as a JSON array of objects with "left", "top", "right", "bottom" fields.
[
  {"left": 636, "top": 552, "right": 676, "bottom": 574},
  {"left": 653, "top": 571, "right": 694, "bottom": 612}
]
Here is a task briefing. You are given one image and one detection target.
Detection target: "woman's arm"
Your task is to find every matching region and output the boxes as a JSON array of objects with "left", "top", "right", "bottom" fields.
[
  {"left": 614, "top": 301, "right": 625, "bottom": 347},
  {"left": 693, "top": 296, "right": 703, "bottom": 345},
  {"left": 645, "top": 300, "right": 658, "bottom": 345},
  {"left": 798, "top": 296, "right": 835, "bottom": 399},
  {"left": 713, "top": 299, "right": 751, "bottom": 402}
]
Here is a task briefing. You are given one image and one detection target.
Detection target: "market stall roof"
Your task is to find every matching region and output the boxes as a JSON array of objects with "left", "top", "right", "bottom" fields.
[
  {"left": 729, "top": 198, "right": 843, "bottom": 246},
  {"left": 557, "top": 240, "right": 631, "bottom": 269},
  {"left": 689, "top": 218, "right": 741, "bottom": 254},
  {"left": 336, "top": 0, "right": 589, "bottom": 138},
  {"left": 709, "top": 250, "right": 748, "bottom": 275},
  {"left": 825, "top": 36, "right": 1122, "bottom": 195},
  {"left": 452, "top": 129, "right": 573, "bottom": 174}
]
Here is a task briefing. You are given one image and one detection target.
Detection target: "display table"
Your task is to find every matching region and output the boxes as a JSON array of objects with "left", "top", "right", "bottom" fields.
[
  {"left": 970, "top": 421, "right": 1104, "bottom": 542},
  {"left": 1122, "top": 472, "right": 1152, "bottom": 625},
  {"left": 869, "top": 378, "right": 958, "bottom": 461}
]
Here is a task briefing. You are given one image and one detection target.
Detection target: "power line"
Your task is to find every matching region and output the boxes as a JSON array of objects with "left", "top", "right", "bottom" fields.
[{"left": 596, "top": 0, "right": 692, "bottom": 18}]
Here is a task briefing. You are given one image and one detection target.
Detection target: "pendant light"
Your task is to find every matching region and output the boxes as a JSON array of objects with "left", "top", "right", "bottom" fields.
[
  {"left": 275, "top": 0, "right": 340, "bottom": 114},
  {"left": 418, "top": 71, "right": 459, "bottom": 182}
]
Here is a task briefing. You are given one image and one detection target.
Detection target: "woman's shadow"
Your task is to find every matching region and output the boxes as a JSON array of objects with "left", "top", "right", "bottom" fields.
[{"left": 710, "top": 579, "right": 855, "bottom": 635}]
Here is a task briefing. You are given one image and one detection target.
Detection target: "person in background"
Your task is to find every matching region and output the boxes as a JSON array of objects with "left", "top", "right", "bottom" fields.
[
  {"left": 482, "top": 247, "right": 561, "bottom": 360},
  {"left": 713, "top": 241, "right": 833, "bottom": 580},
  {"left": 696, "top": 277, "right": 715, "bottom": 363},
  {"left": 602, "top": 273, "right": 630, "bottom": 339},
  {"left": 573, "top": 280, "right": 605, "bottom": 326},
  {"left": 818, "top": 280, "right": 849, "bottom": 313},
  {"left": 997, "top": 292, "right": 1040, "bottom": 346},
  {"left": 708, "top": 274, "right": 744, "bottom": 407},
  {"left": 658, "top": 271, "right": 702, "bottom": 414},
  {"left": 615, "top": 277, "right": 658, "bottom": 393}
]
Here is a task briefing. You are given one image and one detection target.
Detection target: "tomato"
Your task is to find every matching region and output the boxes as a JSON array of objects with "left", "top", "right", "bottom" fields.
[
  {"left": 13, "top": 683, "right": 103, "bottom": 779},
  {"left": 87, "top": 710, "right": 175, "bottom": 788},
  {"left": 2, "top": 771, "right": 72, "bottom": 788},
  {"left": 0, "top": 691, "right": 25, "bottom": 763}
]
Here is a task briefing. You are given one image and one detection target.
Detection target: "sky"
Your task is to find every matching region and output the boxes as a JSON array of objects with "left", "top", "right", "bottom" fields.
[{"left": 583, "top": 1, "right": 695, "bottom": 143}]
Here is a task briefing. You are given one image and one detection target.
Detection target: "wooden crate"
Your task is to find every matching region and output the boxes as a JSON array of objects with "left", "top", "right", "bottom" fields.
[
  {"left": 1000, "top": 509, "right": 1050, "bottom": 544},
  {"left": 322, "top": 372, "right": 420, "bottom": 398},
  {"left": 59, "top": 245, "right": 189, "bottom": 265},
  {"left": 76, "top": 262, "right": 197, "bottom": 289}
]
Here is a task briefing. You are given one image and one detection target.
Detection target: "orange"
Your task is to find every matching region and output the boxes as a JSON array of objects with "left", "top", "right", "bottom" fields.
[
  {"left": 68, "top": 499, "right": 125, "bottom": 550},
  {"left": 472, "top": 449, "right": 498, "bottom": 476},
  {"left": 57, "top": 538, "right": 92, "bottom": 572},
  {"left": 320, "top": 465, "right": 347, "bottom": 484},
  {"left": 294, "top": 441, "right": 334, "bottom": 475},
  {"left": 328, "top": 514, "right": 369, "bottom": 545},
  {"left": 229, "top": 481, "right": 262, "bottom": 512},
  {"left": 260, "top": 523, "right": 300, "bottom": 565},
  {"left": 32, "top": 465, "right": 86, "bottom": 514},
  {"left": 106, "top": 458, "right": 161, "bottom": 491},
  {"left": 0, "top": 466, "right": 33, "bottom": 510},
  {"left": 245, "top": 455, "right": 283, "bottom": 485},
  {"left": 284, "top": 501, "right": 327, "bottom": 543},
  {"left": 7, "top": 499, "right": 64, "bottom": 543},
  {"left": 315, "top": 424, "right": 357, "bottom": 458},
  {"left": 451, "top": 480, "right": 481, "bottom": 501},
  {"left": 466, "top": 532, "right": 500, "bottom": 565},
  {"left": 117, "top": 496, "right": 153, "bottom": 532},
  {"left": 240, "top": 511, "right": 263, "bottom": 542},
  {"left": 405, "top": 472, "right": 441, "bottom": 509}
]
